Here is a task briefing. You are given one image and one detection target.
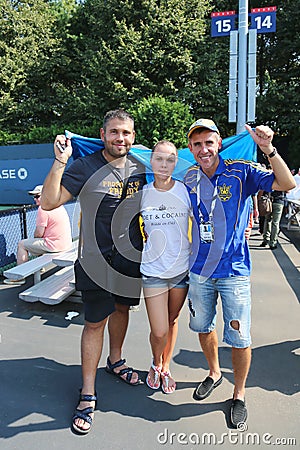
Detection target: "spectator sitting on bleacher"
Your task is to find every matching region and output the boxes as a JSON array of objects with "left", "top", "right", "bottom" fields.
[{"left": 4, "top": 185, "right": 72, "bottom": 285}]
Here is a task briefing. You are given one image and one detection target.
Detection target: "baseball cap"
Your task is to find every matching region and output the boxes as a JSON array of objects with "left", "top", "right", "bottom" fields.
[
  {"left": 187, "top": 118, "right": 220, "bottom": 138},
  {"left": 28, "top": 185, "right": 43, "bottom": 195}
]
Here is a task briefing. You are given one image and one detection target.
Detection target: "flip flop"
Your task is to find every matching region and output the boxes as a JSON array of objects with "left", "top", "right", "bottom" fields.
[
  {"left": 146, "top": 361, "right": 162, "bottom": 390},
  {"left": 161, "top": 370, "right": 176, "bottom": 394}
]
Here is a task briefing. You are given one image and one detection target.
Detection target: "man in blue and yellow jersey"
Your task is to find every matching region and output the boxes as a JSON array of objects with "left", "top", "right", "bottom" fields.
[{"left": 184, "top": 119, "right": 295, "bottom": 427}]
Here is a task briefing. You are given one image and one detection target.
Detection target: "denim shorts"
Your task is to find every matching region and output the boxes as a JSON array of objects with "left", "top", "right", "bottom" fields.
[
  {"left": 142, "top": 271, "right": 189, "bottom": 289},
  {"left": 188, "top": 272, "right": 251, "bottom": 348}
]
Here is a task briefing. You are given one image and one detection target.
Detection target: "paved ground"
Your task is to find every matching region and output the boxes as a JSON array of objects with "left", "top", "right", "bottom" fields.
[{"left": 0, "top": 224, "right": 299, "bottom": 450}]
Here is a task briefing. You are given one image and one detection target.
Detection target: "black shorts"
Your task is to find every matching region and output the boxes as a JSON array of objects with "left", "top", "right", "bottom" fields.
[{"left": 81, "top": 288, "right": 141, "bottom": 323}]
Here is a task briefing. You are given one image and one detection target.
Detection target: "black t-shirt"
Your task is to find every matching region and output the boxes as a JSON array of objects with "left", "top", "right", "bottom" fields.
[{"left": 61, "top": 150, "right": 146, "bottom": 290}]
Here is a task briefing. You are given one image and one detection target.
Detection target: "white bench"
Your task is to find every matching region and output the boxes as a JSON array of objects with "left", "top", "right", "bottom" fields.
[
  {"left": 52, "top": 246, "right": 78, "bottom": 267},
  {"left": 19, "top": 266, "right": 75, "bottom": 305},
  {"left": 4, "top": 239, "right": 80, "bottom": 305},
  {"left": 3, "top": 240, "right": 78, "bottom": 284},
  {"left": 3, "top": 253, "right": 58, "bottom": 284}
]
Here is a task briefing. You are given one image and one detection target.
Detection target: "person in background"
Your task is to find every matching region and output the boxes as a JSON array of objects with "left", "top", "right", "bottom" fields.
[
  {"left": 140, "top": 140, "right": 192, "bottom": 394},
  {"left": 257, "top": 189, "right": 270, "bottom": 235},
  {"left": 252, "top": 194, "right": 259, "bottom": 224},
  {"left": 287, "top": 167, "right": 300, "bottom": 201},
  {"left": 184, "top": 118, "right": 295, "bottom": 428},
  {"left": 256, "top": 163, "right": 269, "bottom": 234},
  {"left": 293, "top": 168, "right": 300, "bottom": 186},
  {"left": 260, "top": 190, "right": 285, "bottom": 249},
  {"left": 4, "top": 184, "right": 72, "bottom": 285}
]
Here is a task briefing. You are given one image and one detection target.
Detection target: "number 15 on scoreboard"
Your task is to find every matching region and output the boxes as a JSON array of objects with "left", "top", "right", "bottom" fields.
[{"left": 211, "top": 11, "right": 237, "bottom": 37}]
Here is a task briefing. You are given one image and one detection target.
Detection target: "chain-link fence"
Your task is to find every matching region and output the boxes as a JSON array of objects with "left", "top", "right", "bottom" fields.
[{"left": 0, "top": 200, "right": 80, "bottom": 274}]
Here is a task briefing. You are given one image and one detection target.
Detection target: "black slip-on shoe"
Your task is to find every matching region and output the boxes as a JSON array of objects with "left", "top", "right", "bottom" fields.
[
  {"left": 230, "top": 399, "right": 248, "bottom": 428},
  {"left": 193, "top": 374, "right": 223, "bottom": 401}
]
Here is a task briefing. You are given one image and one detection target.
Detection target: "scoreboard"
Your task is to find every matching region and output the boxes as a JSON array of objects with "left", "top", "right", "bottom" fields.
[{"left": 211, "top": 6, "right": 277, "bottom": 37}]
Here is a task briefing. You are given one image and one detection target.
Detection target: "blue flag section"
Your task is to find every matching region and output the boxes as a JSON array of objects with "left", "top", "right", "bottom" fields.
[
  {"left": 219, "top": 130, "right": 257, "bottom": 161},
  {"left": 66, "top": 129, "right": 257, "bottom": 181}
]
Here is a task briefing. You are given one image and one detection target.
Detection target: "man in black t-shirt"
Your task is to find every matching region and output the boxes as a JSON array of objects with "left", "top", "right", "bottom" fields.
[{"left": 41, "top": 109, "right": 146, "bottom": 435}]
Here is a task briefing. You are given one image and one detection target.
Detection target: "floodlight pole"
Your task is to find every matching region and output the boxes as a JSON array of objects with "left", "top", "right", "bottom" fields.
[{"left": 236, "top": 0, "right": 248, "bottom": 134}]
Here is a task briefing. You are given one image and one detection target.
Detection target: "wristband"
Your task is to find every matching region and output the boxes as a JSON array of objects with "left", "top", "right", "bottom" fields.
[
  {"left": 267, "top": 147, "right": 277, "bottom": 158},
  {"left": 55, "top": 156, "right": 67, "bottom": 165}
]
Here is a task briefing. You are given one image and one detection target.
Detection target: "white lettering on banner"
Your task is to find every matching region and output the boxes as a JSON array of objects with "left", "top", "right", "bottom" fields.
[
  {"left": 0, "top": 169, "right": 15, "bottom": 179},
  {"left": 0, "top": 167, "right": 28, "bottom": 180}
]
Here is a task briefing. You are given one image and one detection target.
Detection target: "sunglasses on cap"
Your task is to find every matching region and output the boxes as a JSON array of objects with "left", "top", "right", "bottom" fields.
[{"left": 34, "top": 194, "right": 41, "bottom": 199}]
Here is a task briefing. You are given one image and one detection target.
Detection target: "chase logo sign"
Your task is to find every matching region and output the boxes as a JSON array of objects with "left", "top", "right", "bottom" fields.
[
  {"left": 218, "top": 183, "right": 232, "bottom": 202},
  {"left": 0, "top": 167, "right": 28, "bottom": 180}
]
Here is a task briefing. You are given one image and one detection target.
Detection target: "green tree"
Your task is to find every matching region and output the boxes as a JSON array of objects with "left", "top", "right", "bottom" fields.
[
  {"left": 128, "top": 95, "right": 195, "bottom": 149},
  {"left": 253, "top": 0, "right": 300, "bottom": 165},
  {"left": 0, "top": 0, "right": 78, "bottom": 133},
  {"left": 0, "top": 0, "right": 299, "bottom": 163},
  {"left": 65, "top": 0, "right": 212, "bottom": 121},
  {"left": 200, "top": 0, "right": 300, "bottom": 164}
]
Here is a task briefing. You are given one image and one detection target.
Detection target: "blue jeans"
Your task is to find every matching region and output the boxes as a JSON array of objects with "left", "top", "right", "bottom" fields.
[{"left": 188, "top": 272, "right": 251, "bottom": 348}]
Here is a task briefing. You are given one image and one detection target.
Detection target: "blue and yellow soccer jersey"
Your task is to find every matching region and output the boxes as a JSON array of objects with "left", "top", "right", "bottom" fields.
[{"left": 184, "top": 156, "right": 274, "bottom": 278}]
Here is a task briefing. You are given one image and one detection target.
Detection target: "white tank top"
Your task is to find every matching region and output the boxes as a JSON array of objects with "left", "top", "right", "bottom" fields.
[{"left": 140, "top": 180, "right": 192, "bottom": 278}]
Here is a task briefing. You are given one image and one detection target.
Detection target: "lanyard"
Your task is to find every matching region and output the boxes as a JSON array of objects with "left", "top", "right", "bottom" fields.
[{"left": 197, "top": 168, "right": 219, "bottom": 222}]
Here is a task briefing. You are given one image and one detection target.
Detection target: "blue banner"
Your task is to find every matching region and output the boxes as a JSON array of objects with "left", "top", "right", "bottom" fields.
[
  {"left": 0, "top": 157, "right": 72, "bottom": 204},
  {"left": 66, "top": 129, "right": 257, "bottom": 182}
]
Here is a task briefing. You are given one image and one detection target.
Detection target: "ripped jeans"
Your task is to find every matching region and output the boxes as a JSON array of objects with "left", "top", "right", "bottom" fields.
[{"left": 188, "top": 273, "right": 251, "bottom": 348}]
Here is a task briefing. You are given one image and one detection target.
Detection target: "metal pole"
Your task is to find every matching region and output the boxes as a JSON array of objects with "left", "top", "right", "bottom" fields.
[
  {"left": 21, "top": 206, "right": 27, "bottom": 239},
  {"left": 247, "top": 28, "right": 257, "bottom": 122},
  {"left": 228, "top": 30, "right": 238, "bottom": 123},
  {"left": 236, "top": 0, "right": 249, "bottom": 134}
]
